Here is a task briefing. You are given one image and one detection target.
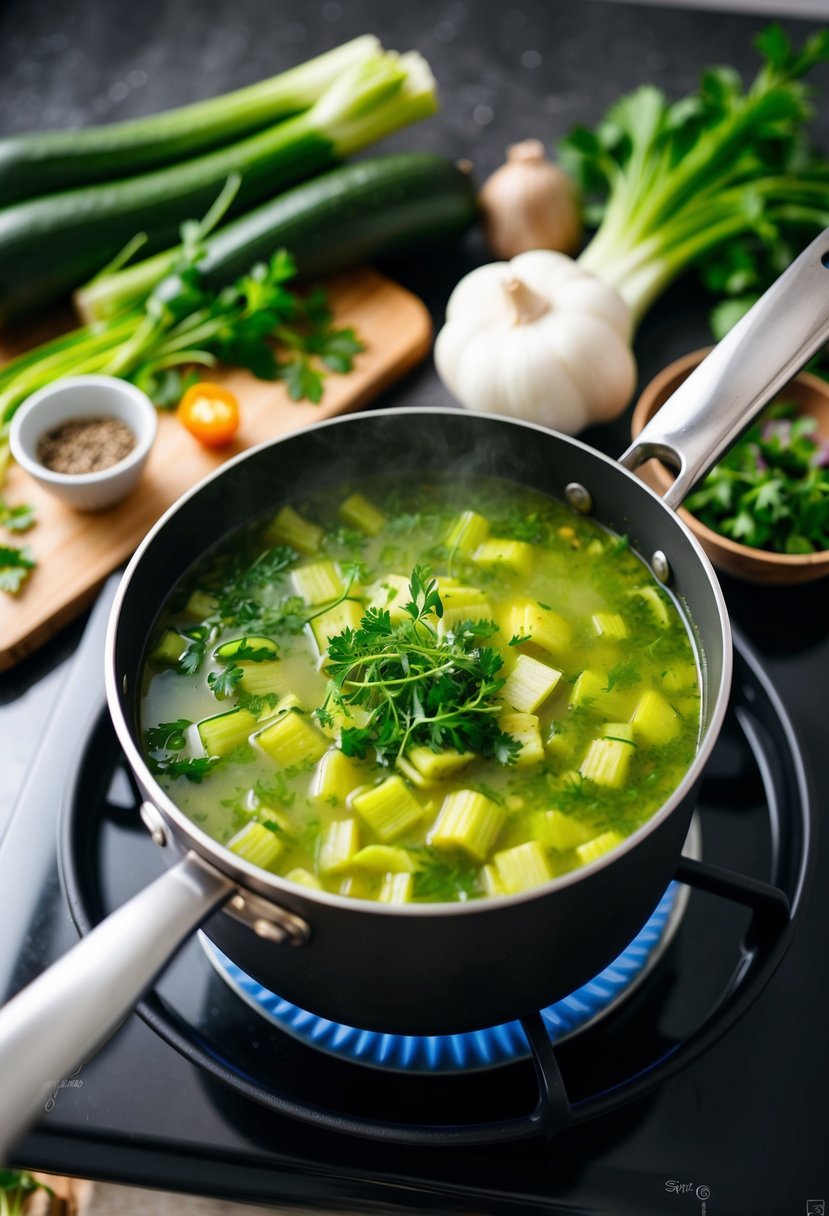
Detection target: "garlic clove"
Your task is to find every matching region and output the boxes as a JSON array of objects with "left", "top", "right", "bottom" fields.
[{"left": 479, "top": 139, "right": 583, "bottom": 259}]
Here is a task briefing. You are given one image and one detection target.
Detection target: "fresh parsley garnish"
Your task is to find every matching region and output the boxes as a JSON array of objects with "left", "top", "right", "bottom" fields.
[
  {"left": 207, "top": 665, "right": 245, "bottom": 700},
  {"left": 0, "top": 544, "right": 35, "bottom": 594},
  {"left": 319, "top": 565, "right": 519, "bottom": 766},
  {"left": 149, "top": 755, "right": 218, "bottom": 783},
  {"left": 0, "top": 500, "right": 36, "bottom": 533},
  {"left": 605, "top": 660, "right": 642, "bottom": 692},
  {"left": 144, "top": 719, "right": 191, "bottom": 751}
]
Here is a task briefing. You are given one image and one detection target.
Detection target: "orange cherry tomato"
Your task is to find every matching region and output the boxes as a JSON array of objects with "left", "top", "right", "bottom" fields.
[{"left": 177, "top": 383, "right": 240, "bottom": 448}]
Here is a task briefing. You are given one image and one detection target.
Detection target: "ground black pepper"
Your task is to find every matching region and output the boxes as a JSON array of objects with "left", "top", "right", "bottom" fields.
[{"left": 37, "top": 416, "right": 136, "bottom": 474}]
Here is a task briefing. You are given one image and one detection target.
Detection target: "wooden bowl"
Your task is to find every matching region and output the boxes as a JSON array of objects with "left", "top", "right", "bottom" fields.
[{"left": 631, "top": 348, "right": 829, "bottom": 585}]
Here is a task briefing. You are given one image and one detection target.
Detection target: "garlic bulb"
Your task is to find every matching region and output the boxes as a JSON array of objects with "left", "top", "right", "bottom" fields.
[
  {"left": 434, "top": 249, "right": 636, "bottom": 434},
  {"left": 479, "top": 140, "right": 582, "bottom": 259}
]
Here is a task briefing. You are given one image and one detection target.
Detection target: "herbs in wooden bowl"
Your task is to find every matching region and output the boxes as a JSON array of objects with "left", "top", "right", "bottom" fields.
[{"left": 632, "top": 349, "right": 829, "bottom": 584}]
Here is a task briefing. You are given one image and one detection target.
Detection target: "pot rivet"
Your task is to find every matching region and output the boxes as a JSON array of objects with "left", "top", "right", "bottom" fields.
[
  {"left": 139, "top": 801, "right": 167, "bottom": 848},
  {"left": 252, "top": 917, "right": 290, "bottom": 944},
  {"left": 652, "top": 550, "right": 671, "bottom": 584},
  {"left": 565, "top": 482, "right": 593, "bottom": 514}
]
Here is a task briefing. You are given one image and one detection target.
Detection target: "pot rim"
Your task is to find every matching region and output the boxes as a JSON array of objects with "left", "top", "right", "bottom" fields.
[{"left": 105, "top": 406, "right": 732, "bottom": 919}]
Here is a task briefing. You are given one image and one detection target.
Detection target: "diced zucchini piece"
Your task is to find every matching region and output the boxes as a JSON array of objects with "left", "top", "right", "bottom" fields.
[
  {"left": 292, "top": 559, "right": 344, "bottom": 605},
  {"left": 378, "top": 872, "right": 414, "bottom": 904},
  {"left": 659, "top": 664, "right": 699, "bottom": 693},
  {"left": 406, "top": 746, "right": 475, "bottom": 782},
  {"left": 473, "top": 538, "right": 534, "bottom": 576},
  {"left": 480, "top": 863, "right": 506, "bottom": 897},
  {"left": 569, "top": 669, "right": 605, "bottom": 709},
  {"left": 311, "top": 748, "right": 364, "bottom": 804},
  {"left": 266, "top": 504, "right": 323, "bottom": 555},
  {"left": 227, "top": 822, "right": 284, "bottom": 870},
  {"left": 429, "top": 789, "right": 505, "bottom": 861},
  {"left": 575, "top": 829, "right": 626, "bottom": 866},
  {"left": 351, "top": 845, "right": 416, "bottom": 873},
  {"left": 214, "top": 635, "right": 279, "bottom": 661},
  {"left": 338, "top": 873, "right": 374, "bottom": 900},
  {"left": 318, "top": 818, "right": 360, "bottom": 874},
  {"left": 591, "top": 612, "right": 628, "bottom": 639},
  {"left": 532, "top": 810, "right": 597, "bottom": 851},
  {"left": 255, "top": 711, "right": 328, "bottom": 767},
  {"left": 601, "top": 721, "right": 635, "bottom": 742},
  {"left": 580, "top": 737, "right": 635, "bottom": 788},
  {"left": 284, "top": 867, "right": 323, "bottom": 890},
  {"left": 494, "top": 841, "right": 554, "bottom": 893},
  {"left": 544, "top": 723, "right": 573, "bottom": 760},
  {"left": 352, "top": 776, "right": 423, "bottom": 842},
  {"left": 310, "top": 599, "right": 363, "bottom": 652},
  {"left": 439, "top": 583, "right": 487, "bottom": 609},
  {"left": 198, "top": 707, "right": 257, "bottom": 757},
  {"left": 499, "top": 711, "right": 544, "bottom": 766},
  {"left": 500, "top": 654, "right": 562, "bottom": 713},
  {"left": 445, "top": 510, "right": 490, "bottom": 555},
  {"left": 586, "top": 539, "right": 604, "bottom": 557},
  {"left": 236, "top": 659, "right": 286, "bottom": 699},
  {"left": 437, "top": 601, "right": 495, "bottom": 637},
  {"left": 628, "top": 585, "right": 670, "bottom": 628},
  {"left": 149, "top": 629, "right": 188, "bottom": 668},
  {"left": 184, "top": 590, "right": 219, "bottom": 618},
  {"left": 504, "top": 598, "right": 572, "bottom": 656},
  {"left": 632, "top": 689, "right": 681, "bottom": 746},
  {"left": 368, "top": 574, "right": 412, "bottom": 623},
  {"left": 338, "top": 492, "right": 386, "bottom": 536}
]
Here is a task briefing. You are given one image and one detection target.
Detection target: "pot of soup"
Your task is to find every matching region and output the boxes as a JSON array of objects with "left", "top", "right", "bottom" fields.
[{"left": 1, "top": 230, "right": 828, "bottom": 1159}]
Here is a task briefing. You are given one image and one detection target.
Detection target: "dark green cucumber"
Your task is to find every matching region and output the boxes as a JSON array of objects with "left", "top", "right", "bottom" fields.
[
  {"left": 93, "top": 154, "right": 477, "bottom": 322},
  {"left": 0, "top": 37, "right": 380, "bottom": 208}
]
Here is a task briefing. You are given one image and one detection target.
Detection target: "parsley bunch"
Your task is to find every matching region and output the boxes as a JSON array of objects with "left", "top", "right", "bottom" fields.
[
  {"left": 686, "top": 402, "right": 829, "bottom": 553},
  {"left": 316, "top": 566, "right": 519, "bottom": 766}
]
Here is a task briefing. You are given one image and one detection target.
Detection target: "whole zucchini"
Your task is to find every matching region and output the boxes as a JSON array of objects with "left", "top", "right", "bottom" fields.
[
  {"left": 0, "top": 37, "right": 380, "bottom": 208},
  {"left": 76, "top": 154, "right": 479, "bottom": 323}
]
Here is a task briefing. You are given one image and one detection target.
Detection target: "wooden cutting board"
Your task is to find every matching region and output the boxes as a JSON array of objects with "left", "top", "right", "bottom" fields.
[{"left": 0, "top": 266, "right": 432, "bottom": 670}]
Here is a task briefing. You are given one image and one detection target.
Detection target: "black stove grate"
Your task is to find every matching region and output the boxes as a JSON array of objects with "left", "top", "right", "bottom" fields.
[{"left": 58, "top": 631, "right": 813, "bottom": 1147}]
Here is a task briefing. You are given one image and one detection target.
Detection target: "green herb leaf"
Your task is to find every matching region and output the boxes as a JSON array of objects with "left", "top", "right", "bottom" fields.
[
  {"left": 0, "top": 500, "right": 36, "bottom": 533},
  {"left": 0, "top": 544, "right": 35, "bottom": 594}
]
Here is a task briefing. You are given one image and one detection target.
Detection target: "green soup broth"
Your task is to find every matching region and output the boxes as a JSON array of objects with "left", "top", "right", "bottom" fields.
[{"left": 141, "top": 476, "right": 701, "bottom": 904}]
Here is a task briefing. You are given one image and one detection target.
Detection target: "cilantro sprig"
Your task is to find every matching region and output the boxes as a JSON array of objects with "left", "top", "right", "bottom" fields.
[
  {"left": 0, "top": 544, "right": 35, "bottom": 594},
  {"left": 316, "top": 565, "right": 519, "bottom": 766}
]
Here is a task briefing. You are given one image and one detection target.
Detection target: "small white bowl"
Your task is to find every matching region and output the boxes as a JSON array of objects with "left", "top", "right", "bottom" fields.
[{"left": 9, "top": 375, "right": 158, "bottom": 511}]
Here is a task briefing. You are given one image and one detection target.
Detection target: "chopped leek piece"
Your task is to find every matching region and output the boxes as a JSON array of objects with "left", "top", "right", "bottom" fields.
[
  {"left": 310, "top": 599, "right": 363, "bottom": 652},
  {"left": 184, "top": 590, "right": 219, "bottom": 618},
  {"left": 312, "top": 747, "right": 364, "bottom": 804},
  {"left": 285, "top": 867, "right": 323, "bottom": 890},
  {"left": 352, "top": 775, "right": 423, "bottom": 841},
  {"left": 659, "top": 664, "right": 698, "bottom": 693},
  {"left": 632, "top": 689, "right": 681, "bottom": 746},
  {"left": 531, "top": 810, "right": 597, "bottom": 851},
  {"left": 503, "top": 597, "right": 572, "bottom": 656},
  {"left": 338, "top": 492, "right": 386, "bottom": 536},
  {"left": 439, "top": 583, "right": 487, "bottom": 609},
  {"left": 429, "top": 789, "right": 505, "bottom": 860},
  {"left": 214, "top": 635, "right": 279, "bottom": 661},
  {"left": 367, "top": 574, "right": 412, "bottom": 623},
  {"left": 378, "top": 871, "right": 414, "bottom": 903},
  {"left": 575, "top": 829, "right": 626, "bottom": 866},
  {"left": 227, "top": 822, "right": 284, "bottom": 870},
  {"left": 494, "top": 841, "right": 553, "bottom": 893},
  {"left": 628, "top": 585, "right": 670, "bottom": 628},
  {"left": 197, "top": 707, "right": 257, "bottom": 757},
  {"left": 445, "top": 510, "right": 490, "bottom": 555},
  {"left": 395, "top": 754, "right": 431, "bottom": 788},
  {"left": 338, "top": 873, "right": 373, "bottom": 899},
  {"left": 236, "top": 659, "right": 286, "bottom": 698},
  {"left": 591, "top": 612, "right": 628, "bottom": 639},
  {"left": 580, "top": 736, "right": 634, "bottom": 788},
  {"left": 544, "top": 723, "right": 573, "bottom": 760},
  {"left": 318, "top": 818, "right": 360, "bottom": 874},
  {"left": 292, "top": 559, "right": 344, "bottom": 605},
  {"left": 406, "top": 746, "right": 474, "bottom": 781},
  {"left": 351, "top": 844, "right": 416, "bottom": 872},
  {"left": 149, "top": 629, "right": 188, "bottom": 668},
  {"left": 255, "top": 710, "right": 328, "bottom": 767},
  {"left": 499, "top": 711, "right": 544, "bottom": 766},
  {"left": 480, "top": 863, "right": 506, "bottom": 897},
  {"left": 266, "top": 504, "right": 323, "bottom": 555},
  {"left": 500, "top": 653, "right": 562, "bottom": 713},
  {"left": 473, "top": 538, "right": 534, "bottom": 575}
]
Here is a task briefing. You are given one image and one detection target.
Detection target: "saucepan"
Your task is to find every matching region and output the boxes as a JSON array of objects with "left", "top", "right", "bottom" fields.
[{"left": 1, "top": 230, "right": 828, "bottom": 1161}]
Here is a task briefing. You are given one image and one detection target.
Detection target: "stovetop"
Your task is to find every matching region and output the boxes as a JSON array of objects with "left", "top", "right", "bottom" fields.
[{"left": 1, "top": 577, "right": 826, "bottom": 1216}]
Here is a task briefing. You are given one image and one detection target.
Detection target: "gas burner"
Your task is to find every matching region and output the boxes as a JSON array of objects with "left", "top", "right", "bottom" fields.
[
  {"left": 58, "top": 632, "right": 811, "bottom": 1146},
  {"left": 199, "top": 827, "right": 696, "bottom": 1075}
]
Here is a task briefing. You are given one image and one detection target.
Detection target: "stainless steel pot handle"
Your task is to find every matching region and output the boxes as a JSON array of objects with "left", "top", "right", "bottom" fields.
[
  {"left": 619, "top": 228, "right": 829, "bottom": 510},
  {"left": 0, "top": 851, "right": 232, "bottom": 1163}
]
